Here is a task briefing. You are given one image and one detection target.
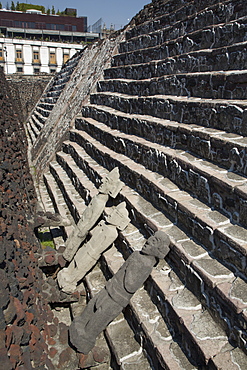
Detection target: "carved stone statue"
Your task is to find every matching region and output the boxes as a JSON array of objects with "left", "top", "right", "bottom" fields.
[
  {"left": 57, "top": 202, "right": 130, "bottom": 293},
  {"left": 69, "top": 231, "right": 170, "bottom": 354},
  {"left": 63, "top": 168, "right": 124, "bottom": 262}
]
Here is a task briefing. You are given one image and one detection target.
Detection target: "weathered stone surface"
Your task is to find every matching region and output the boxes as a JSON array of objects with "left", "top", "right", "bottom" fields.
[
  {"left": 58, "top": 202, "right": 130, "bottom": 293},
  {"left": 69, "top": 231, "right": 170, "bottom": 354},
  {"left": 63, "top": 167, "right": 124, "bottom": 262}
]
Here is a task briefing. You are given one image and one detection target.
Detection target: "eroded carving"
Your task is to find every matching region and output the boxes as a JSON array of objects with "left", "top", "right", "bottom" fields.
[
  {"left": 63, "top": 167, "right": 124, "bottom": 262},
  {"left": 69, "top": 230, "right": 170, "bottom": 354},
  {"left": 57, "top": 202, "right": 130, "bottom": 293}
]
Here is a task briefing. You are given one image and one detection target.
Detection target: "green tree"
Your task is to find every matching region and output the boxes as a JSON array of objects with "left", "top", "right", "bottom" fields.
[
  {"left": 10, "top": 0, "right": 15, "bottom": 10},
  {"left": 51, "top": 5, "right": 55, "bottom": 14},
  {"left": 46, "top": 7, "right": 50, "bottom": 15},
  {"left": 18, "top": 3, "right": 45, "bottom": 13},
  {"left": 0, "top": 2, "right": 2, "bottom": 9},
  {"left": 16, "top": 1, "right": 20, "bottom": 10}
]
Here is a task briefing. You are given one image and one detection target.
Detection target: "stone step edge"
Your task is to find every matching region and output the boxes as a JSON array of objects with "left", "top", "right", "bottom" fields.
[
  {"left": 126, "top": 0, "right": 241, "bottom": 40},
  {"left": 91, "top": 90, "right": 247, "bottom": 109},
  {"left": 124, "top": 1, "right": 246, "bottom": 46},
  {"left": 76, "top": 115, "right": 247, "bottom": 228},
  {"left": 43, "top": 172, "right": 74, "bottom": 238},
  {"left": 81, "top": 104, "right": 247, "bottom": 176},
  {"left": 111, "top": 39, "right": 247, "bottom": 68},
  {"left": 118, "top": 15, "right": 247, "bottom": 54},
  {"left": 57, "top": 143, "right": 247, "bottom": 351},
  {"left": 89, "top": 92, "right": 247, "bottom": 136},
  {"left": 55, "top": 152, "right": 98, "bottom": 202},
  {"left": 100, "top": 235, "right": 238, "bottom": 368},
  {"left": 101, "top": 245, "right": 197, "bottom": 369},
  {"left": 111, "top": 39, "right": 247, "bottom": 69},
  {"left": 68, "top": 130, "right": 247, "bottom": 279},
  {"left": 100, "top": 69, "right": 247, "bottom": 83},
  {"left": 49, "top": 162, "right": 87, "bottom": 224},
  {"left": 37, "top": 181, "right": 66, "bottom": 250}
]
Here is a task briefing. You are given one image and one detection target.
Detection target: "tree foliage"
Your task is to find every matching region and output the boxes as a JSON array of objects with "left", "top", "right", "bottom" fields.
[{"left": 17, "top": 3, "right": 45, "bottom": 13}]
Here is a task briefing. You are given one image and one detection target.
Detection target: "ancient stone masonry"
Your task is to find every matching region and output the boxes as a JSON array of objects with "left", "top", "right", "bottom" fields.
[
  {"left": 11, "top": 0, "right": 247, "bottom": 368},
  {"left": 25, "top": 50, "right": 84, "bottom": 148},
  {"left": 0, "top": 68, "right": 55, "bottom": 370},
  {"left": 27, "top": 34, "right": 125, "bottom": 177},
  {"left": 7, "top": 74, "right": 52, "bottom": 123}
]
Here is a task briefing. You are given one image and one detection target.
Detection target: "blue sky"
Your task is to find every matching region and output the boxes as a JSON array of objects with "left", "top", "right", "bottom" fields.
[{"left": 4, "top": 1, "right": 150, "bottom": 30}]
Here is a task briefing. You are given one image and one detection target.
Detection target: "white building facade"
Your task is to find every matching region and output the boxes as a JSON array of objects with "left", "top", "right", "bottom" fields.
[{"left": 0, "top": 37, "right": 86, "bottom": 74}]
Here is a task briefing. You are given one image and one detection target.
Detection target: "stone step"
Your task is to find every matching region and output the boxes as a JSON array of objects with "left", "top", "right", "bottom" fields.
[
  {"left": 26, "top": 121, "right": 36, "bottom": 145},
  {"left": 41, "top": 96, "right": 58, "bottom": 105},
  {"left": 75, "top": 116, "right": 247, "bottom": 227},
  {"left": 90, "top": 91, "right": 247, "bottom": 136},
  {"left": 45, "top": 144, "right": 246, "bottom": 361},
  {"left": 36, "top": 106, "right": 50, "bottom": 118},
  {"left": 81, "top": 104, "right": 247, "bottom": 178},
  {"left": 108, "top": 41, "right": 247, "bottom": 78},
  {"left": 119, "top": 15, "right": 247, "bottom": 55},
  {"left": 43, "top": 172, "right": 74, "bottom": 238},
  {"left": 85, "top": 265, "right": 153, "bottom": 369},
  {"left": 37, "top": 179, "right": 67, "bottom": 249},
  {"left": 55, "top": 75, "right": 70, "bottom": 85},
  {"left": 133, "top": 0, "right": 234, "bottom": 27},
  {"left": 57, "top": 138, "right": 247, "bottom": 351},
  {"left": 31, "top": 114, "right": 43, "bottom": 131},
  {"left": 38, "top": 102, "right": 55, "bottom": 112},
  {"left": 101, "top": 243, "right": 246, "bottom": 368},
  {"left": 126, "top": 0, "right": 244, "bottom": 41},
  {"left": 28, "top": 118, "right": 40, "bottom": 138},
  {"left": 33, "top": 109, "right": 46, "bottom": 125},
  {"left": 67, "top": 129, "right": 247, "bottom": 281},
  {"left": 55, "top": 151, "right": 99, "bottom": 201},
  {"left": 98, "top": 70, "right": 247, "bottom": 100},
  {"left": 49, "top": 161, "right": 87, "bottom": 224},
  {"left": 112, "top": 42, "right": 247, "bottom": 77},
  {"left": 46, "top": 89, "right": 61, "bottom": 98}
]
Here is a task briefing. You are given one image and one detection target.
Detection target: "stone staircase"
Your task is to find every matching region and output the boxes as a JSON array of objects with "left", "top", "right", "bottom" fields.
[
  {"left": 33, "top": 0, "right": 247, "bottom": 368},
  {"left": 26, "top": 50, "right": 84, "bottom": 145}
]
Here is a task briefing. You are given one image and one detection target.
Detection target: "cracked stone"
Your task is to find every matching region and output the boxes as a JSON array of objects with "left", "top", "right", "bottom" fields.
[
  {"left": 190, "top": 311, "right": 226, "bottom": 340},
  {"left": 172, "top": 288, "right": 201, "bottom": 310},
  {"left": 230, "top": 278, "right": 247, "bottom": 305}
]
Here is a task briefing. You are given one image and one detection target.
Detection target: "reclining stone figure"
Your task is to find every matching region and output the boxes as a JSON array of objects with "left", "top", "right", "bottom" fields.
[
  {"left": 57, "top": 202, "right": 130, "bottom": 293},
  {"left": 69, "top": 230, "right": 170, "bottom": 354},
  {"left": 63, "top": 167, "right": 124, "bottom": 262}
]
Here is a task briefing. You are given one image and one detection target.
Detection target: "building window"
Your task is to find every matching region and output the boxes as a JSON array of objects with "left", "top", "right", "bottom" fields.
[
  {"left": 63, "top": 53, "right": 69, "bottom": 64},
  {"left": 0, "top": 48, "right": 4, "bottom": 61},
  {"left": 16, "top": 66, "right": 23, "bottom": 73},
  {"left": 34, "top": 67, "right": 40, "bottom": 73},
  {"left": 49, "top": 52, "right": 56, "bottom": 65},
  {"left": 50, "top": 68, "right": 56, "bottom": 73},
  {"left": 16, "top": 50, "right": 23, "bottom": 63},
  {"left": 33, "top": 50, "right": 40, "bottom": 64}
]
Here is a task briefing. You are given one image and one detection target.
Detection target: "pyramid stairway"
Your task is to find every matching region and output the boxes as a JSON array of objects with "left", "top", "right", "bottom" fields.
[
  {"left": 26, "top": 49, "right": 84, "bottom": 145},
  {"left": 33, "top": 0, "right": 247, "bottom": 368}
]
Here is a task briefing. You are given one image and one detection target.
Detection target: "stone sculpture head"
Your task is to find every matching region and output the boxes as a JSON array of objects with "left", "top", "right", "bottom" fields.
[
  {"left": 99, "top": 168, "right": 124, "bottom": 198},
  {"left": 141, "top": 230, "right": 170, "bottom": 259},
  {"left": 106, "top": 202, "right": 130, "bottom": 231}
]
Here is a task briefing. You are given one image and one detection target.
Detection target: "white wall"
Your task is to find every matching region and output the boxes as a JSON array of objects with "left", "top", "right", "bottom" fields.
[{"left": 0, "top": 38, "right": 84, "bottom": 74}]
